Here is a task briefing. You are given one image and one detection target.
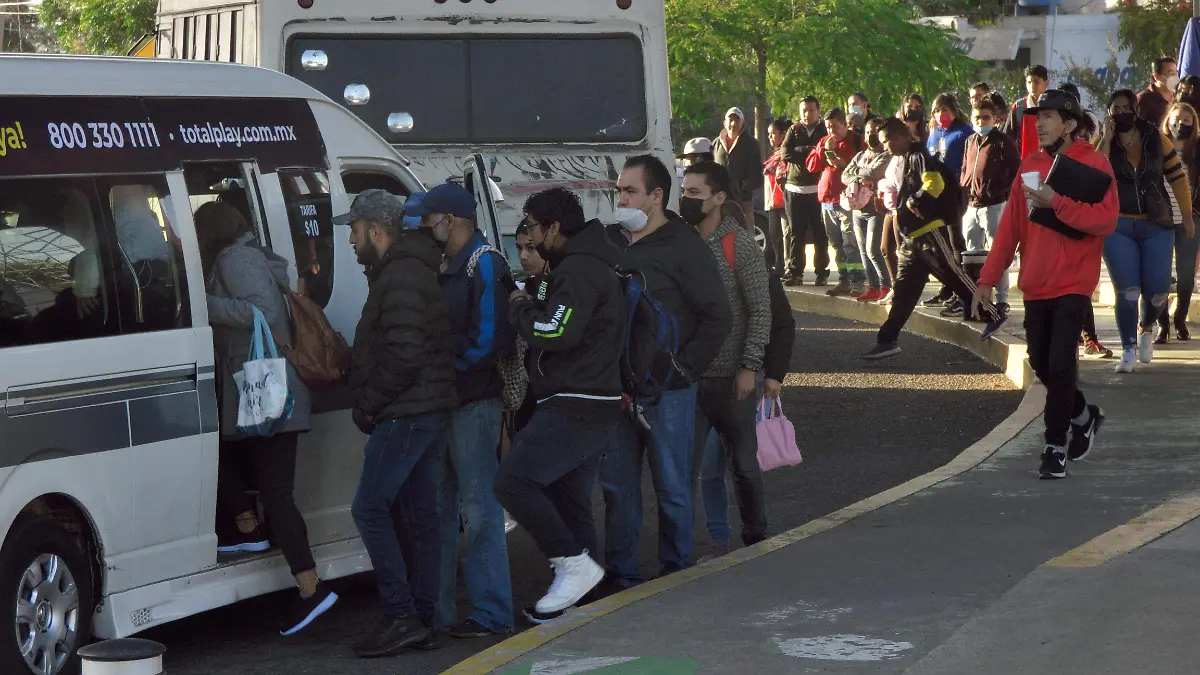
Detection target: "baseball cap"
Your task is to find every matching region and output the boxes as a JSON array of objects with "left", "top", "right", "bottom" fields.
[
  {"left": 402, "top": 182, "right": 477, "bottom": 220},
  {"left": 332, "top": 188, "right": 405, "bottom": 227},
  {"left": 679, "top": 137, "right": 714, "bottom": 157},
  {"left": 725, "top": 107, "right": 745, "bottom": 120},
  {"left": 1023, "top": 89, "right": 1082, "bottom": 121}
]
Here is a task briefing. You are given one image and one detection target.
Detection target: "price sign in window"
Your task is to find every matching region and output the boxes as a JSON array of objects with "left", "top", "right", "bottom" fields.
[{"left": 278, "top": 170, "right": 333, "bottom": 307}]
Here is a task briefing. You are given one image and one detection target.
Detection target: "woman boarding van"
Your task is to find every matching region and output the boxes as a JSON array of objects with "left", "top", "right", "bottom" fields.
[{"left": 0, "top": 54, "right": 500, "bottom": 674}]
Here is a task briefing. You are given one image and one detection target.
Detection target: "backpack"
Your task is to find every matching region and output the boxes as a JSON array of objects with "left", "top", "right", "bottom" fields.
[
  {"left": 614, "top": 266, "right": 682, "bottom": 403},
  {"left": 465, "top": 245, "right": 528, "bottom": 412},
  {"left": 282, "top": 290, "right": 351, "bottom": 389}
]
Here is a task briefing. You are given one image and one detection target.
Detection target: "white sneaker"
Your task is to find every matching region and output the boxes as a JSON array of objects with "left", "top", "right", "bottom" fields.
[
  {"left": 1115, "top": 348, "right": 1136, "bottom": 373},
  {"left": 535, "top": 551, "right": 604, "bottom": 614},
  {"left": 1138, "top": 331, "right": 1154, "bottom": 364}
]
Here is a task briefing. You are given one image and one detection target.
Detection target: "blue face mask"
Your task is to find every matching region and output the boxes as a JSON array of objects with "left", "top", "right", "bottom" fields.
[
  {"left": 975, "top": 124, "right": 995, "bottom": 137},
  {"left": 849, "top": 105, "right": 863, "bottom": 117}
]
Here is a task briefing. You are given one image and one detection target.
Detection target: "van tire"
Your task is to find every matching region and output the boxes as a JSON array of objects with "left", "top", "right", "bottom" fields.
[{"left": 0, "top": 516, "right": 94, "bottom": 675}]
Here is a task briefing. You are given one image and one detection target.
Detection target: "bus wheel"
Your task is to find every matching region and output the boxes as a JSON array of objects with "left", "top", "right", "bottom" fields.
[{"left": 0, "top": 517, "right": 94, "bottom": 675}]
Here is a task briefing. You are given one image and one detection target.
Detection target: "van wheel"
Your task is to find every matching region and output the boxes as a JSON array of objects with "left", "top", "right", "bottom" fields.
[{"left": 0, "top": 517, "right": 93, "bottom": 675}]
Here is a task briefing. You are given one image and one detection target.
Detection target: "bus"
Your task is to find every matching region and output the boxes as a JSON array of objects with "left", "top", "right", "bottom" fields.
[{"left": 153, "top": 0, "right": 677, "bottom": 261}]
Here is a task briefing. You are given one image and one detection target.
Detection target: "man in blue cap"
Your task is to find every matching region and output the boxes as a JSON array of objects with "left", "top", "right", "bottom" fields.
[{"left": 405, "top": 183, "right": 517, "bottom": 639}]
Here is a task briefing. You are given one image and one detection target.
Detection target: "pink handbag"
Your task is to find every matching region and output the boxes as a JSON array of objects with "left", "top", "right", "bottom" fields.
[{"left": 756, "top": 397, "right": 802, "bottom": 471}]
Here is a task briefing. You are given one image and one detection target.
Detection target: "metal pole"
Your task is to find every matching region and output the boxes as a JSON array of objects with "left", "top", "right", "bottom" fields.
[{"left": 78, "top": 638, "right": 166, "bottom": 675}]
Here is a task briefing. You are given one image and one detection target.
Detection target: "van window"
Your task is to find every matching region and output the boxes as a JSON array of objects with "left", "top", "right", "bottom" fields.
[
  {"left": 0, "top": 178, "right": 117, "bottom": 347},
  {"left": 342, "top": 171, "right": 410, "bottom": 200},
  {"left": 183, "top": 163, "right": 266, "bottom": 243},
  {"left": 278, "top": 170, "right": 333, "bottom": 307}
]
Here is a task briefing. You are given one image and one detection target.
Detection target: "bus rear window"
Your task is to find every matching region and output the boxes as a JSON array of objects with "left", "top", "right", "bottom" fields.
[{"left": 286, "top": 35, "right": 647, "bottom": 144}]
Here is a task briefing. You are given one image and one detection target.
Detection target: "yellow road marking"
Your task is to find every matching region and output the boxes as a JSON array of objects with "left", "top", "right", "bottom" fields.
[
  {"left": 1044, "top": 493, "right": 1200, "bottom": 568},
  {"left": 441, "top": 384, "right": 1046, "bottom": 675}
]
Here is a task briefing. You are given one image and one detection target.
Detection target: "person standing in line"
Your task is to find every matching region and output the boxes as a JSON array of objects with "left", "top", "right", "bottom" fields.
[
  {"left": 1002, "top": 65, "right": 1051, "bottom": 160},
  {"left": 807, "top": 108, "right": 866, "bottom": 297},
  {"left": 603, "top": 155, "right": 731, "bottom": 590},
  {"left": 898, "top": 94, "right": 930, "bottom": 148},
  {"left": 713, "top": 107, "right": 763, "bottom": 230},
  {"left": 842, "top": 116, "right": 894, "bottom": 302},
  {"left": 781, "top": 97, "right": 831, "bottom": 286},
  {"left": 497, "top": 188, "right": 628, "bottom": 618},
  {"left": 764, "top": 117, "right": 791, "bottom": 277},
  {"left": 847, "top": 91, "right": 881, "bottom": 134},
  {"left": 1155, "top": 102, "right": 1200, "bottom": 344},
  {"left": 408, "top": 183, "right": 516, "bottom": 640},
  {"left": 961, "top": 97, "right": 1021, "bottom": 314},
  {"left": 343, "top": 190, "right": 458, "bottom": 657},
  {"left": 1137, "top": 56, "right": 1179, "bottom": 128},
  {"left": 972, "top": 90, "right": 1117, "bottom": 479},
  {"left": 927, "top": 92, "right": 975, "bottom": 316},
  {"left": 1095, "top": 89, "right": 1194, "bottom": 372},
  {"left": 861, "top": 118, "right": 1006, "bottom": 361},
  {"left": 681, "top": 162, "right": 772, "bottom": 560},
  {"left": 969, "top": 82, "right": 992, "bottom": 110}
]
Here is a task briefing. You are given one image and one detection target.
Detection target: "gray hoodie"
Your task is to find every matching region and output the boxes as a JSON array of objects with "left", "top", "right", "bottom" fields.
[
  {"left": 207, "top": 232, "right": 311, "bottom": 437},
  {"left": 702, "top": 216, "right": 771, "bottom": 378}
]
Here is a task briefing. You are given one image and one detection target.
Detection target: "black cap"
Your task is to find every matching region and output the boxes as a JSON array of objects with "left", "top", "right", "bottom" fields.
[{"left": 1023, "top": 89, "right": 1083, "bottom": 121}]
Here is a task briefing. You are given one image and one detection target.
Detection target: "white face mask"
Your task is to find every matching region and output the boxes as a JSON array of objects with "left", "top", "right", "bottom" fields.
[
  {"left": 615, "top": 206, "right": 649, "bottom": 232},
  {"left": 1166, "top": 74, "right": 1181, "bottom": 91}
]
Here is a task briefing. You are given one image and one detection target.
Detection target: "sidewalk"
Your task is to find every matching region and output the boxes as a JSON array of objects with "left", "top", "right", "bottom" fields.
[{"left": 448, "top": 263, "right": 1200, "bottom": 675}]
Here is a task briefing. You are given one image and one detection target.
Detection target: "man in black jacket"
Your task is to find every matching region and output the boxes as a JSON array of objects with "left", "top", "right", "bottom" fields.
[
  {"left": 495, "top": 188, "right": 628, "bottom": 618},
  {"left": 602, "top": 154, "right": 732, "bottom": 588},
  {"left": 342, "top": 189, "right": 458, "bottom": 657},
  {"left": 781, "top": 96, "right": 831, "bottom": 285},
  {"left": 713, "top": 107, "right": 763, "bottom": 230}
]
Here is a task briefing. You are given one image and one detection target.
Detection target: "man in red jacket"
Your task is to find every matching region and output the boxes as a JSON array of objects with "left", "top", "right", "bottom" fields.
[
  {"left": 807, "top": 108, "right": 865, "bottom": 296},
  {"left": 971, "top": 90, "right": 1118, "bottom": 480}
]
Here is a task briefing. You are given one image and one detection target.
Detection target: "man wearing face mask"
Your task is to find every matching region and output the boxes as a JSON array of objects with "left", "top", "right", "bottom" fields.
[
  {"left": 1138, "top": 56, "right": 1179, "bottom": 127},
  {"left": 604, "top": 154, "right": 731, "bottom": 589},
  {"left": 961, "top": 98, "right": 1020, "bottom": 313},
  {"left": 343, "top": 189, "right": 458, "bottom": 656},
  {"left": 847, "top": 92, "right": 880, "bottom": 135},
  {"left": 713, "top": 107, "right": 763, "bottom": 230},
  {"left": 405, "top": 183, "right": 517, "bottom": 639}
]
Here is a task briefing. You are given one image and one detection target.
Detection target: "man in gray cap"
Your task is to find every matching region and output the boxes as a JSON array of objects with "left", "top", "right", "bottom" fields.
[
  {"left": 713, "top": 107, "right": 762, "bottom": 230},
  {"left": 339, "top": 188, "right": 459, "bottom": 657}
]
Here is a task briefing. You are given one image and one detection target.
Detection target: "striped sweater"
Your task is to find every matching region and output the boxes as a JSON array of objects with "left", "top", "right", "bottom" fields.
[{"left": 702, "top": 216, "right": 772, "bottom": 378}]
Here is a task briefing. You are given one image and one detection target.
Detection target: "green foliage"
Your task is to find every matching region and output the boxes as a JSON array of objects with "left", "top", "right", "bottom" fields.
[
  {"left": 1064, "top": 37, "right": 1123, "bottom": 109},
  {"left": 666, "top": 0, "right": 984, "bottom": 144},
  {"left": 38, "top": 0, "right": 156, "bottom": 55},
  {"left": 1116, "top": 0, "right": 1189, "bottom": 78}
]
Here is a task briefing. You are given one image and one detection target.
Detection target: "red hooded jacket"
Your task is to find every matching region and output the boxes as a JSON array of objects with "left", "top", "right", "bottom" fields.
[
  {"left": 806, "top": 130, "right": 863, "bottom": 205},
  {"left": 979, "top": 138, "right": 1118, "bottom": 301}
]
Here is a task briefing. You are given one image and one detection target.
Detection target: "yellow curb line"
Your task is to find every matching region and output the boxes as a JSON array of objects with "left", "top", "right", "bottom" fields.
[{"left": 1044, "top": 492, "right": 1200, "bottom": 568}]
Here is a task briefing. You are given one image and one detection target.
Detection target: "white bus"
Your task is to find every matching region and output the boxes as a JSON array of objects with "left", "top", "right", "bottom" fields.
[{"left": 154, "top": 0, "right": 677, "bottom": 261}]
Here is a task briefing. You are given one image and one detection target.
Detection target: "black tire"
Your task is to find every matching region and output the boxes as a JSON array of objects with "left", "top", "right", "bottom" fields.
[{"left": 0, "top": 516, "right": 94, "bottom": 675}]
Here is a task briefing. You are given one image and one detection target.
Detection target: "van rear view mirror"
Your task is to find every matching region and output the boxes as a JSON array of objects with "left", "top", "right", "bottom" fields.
[
  {"left": 387, "top": 112, "right": 414, "bottom": 134},
  {"left": 343, "top": 84, "right": 370, "bottom": 106}
]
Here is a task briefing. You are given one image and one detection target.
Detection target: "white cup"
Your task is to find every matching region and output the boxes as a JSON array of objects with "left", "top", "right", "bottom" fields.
[{"left": 1021, "top": 171, "right": 1041, "bottom": 190}]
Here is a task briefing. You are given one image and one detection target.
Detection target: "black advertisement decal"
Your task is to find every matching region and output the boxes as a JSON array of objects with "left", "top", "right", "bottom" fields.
[{"left": 0, "top": 96, "right": 328, "bottom": 177}]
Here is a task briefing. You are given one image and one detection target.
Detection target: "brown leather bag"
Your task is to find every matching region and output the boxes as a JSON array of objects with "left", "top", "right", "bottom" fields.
[{"left": 283, "top": 290, "right": 350, "bottom": 389}]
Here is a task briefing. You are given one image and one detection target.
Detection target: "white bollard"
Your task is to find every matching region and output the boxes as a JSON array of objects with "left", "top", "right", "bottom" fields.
[{"left": 78, "top": 638, "right": 166, "bottom": 675}]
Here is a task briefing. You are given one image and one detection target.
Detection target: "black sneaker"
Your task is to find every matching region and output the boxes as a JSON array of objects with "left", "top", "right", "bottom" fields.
[
  {"left": 217, "top": 527, "right": 270, "bottom": 554},
  {"left": 862, "top": 342, "right": 901, "bottom": 360},
  {"left": 409, "top": 630, "right": 442, "bottom": 651},
  {"left": 1039, "top": 446, "right": 1067, "bottom": 479},
  {"left": 353, "top": 615, "right": 430, "bottom": 658},
  {"left": 450, "top": 618, "right": 506, "bottom": 639},
  {"left": 784, "top": 276, "right": 804, "bottom": 287},
  {"left": 940, "top": 300, "right": 964, "bottom": 317},
  {"left": 813, "top": 275, "right": 829, "bottom": 287},
  {"left": 279, "top": 582, "right": 338, "bottom": 636},
  {"left": 1067, "top": 405, "right": 1105, "bottom": 462},
  {"left": 981, "top": 311, "right": 1009, "bottom": 341},
  {"left": 922, "top": 290, "right": 947, "bottom": 307}
]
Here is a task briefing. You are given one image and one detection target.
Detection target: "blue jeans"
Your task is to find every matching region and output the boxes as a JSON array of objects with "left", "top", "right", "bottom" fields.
[
  {"left": 1102, "top": 217, "right": 1175, "bottom": 349},
  {"left": 351, "top": 412, "right": 448, "bottom": 621},
  {"left": 601, "top": 385, "right": 697, "bottom": 586},
  {"left": 437, "top": 398, "right": 512, "bottom": 633},
  {"left": 699, "top": 429, "right": 732, "bottom": 545},
  {"left": 823, "top": 204, "right": 864, "bottom": 284},
  {"left": 852, "top": 211, "right": 891, "bottom": 289},
  {"left": 963, "top": 203, "right": 1009, "bottom": 303}
]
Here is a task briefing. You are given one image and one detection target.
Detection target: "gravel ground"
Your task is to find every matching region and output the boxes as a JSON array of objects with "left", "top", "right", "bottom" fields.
[{"left": 147, "top": 311, "right": 1022, "bottom": 675}]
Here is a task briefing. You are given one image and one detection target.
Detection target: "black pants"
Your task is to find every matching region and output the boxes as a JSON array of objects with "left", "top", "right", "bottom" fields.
[
  {"left": 784, "top": 191, "right": 829, "bottom": 279},
  {"left": 766, "top": 208, "right": 786, "bottom": 276},
  {"left": 217, "top": 432, "right": 316, "bottom": 574},
  {"left": 692, "top": 377, "right": 767, "bottom": 545},
  {"left": 878, "top": 228, "right": 999, "bottom": 345},
  {"left": 1082, "top": 302, "right": 1100, "bottom": 343},
  {"left": 495, "top": 405, "right": 618, "bottom": 559},
  {"left": 1025, "top": 295, "right": 1090, "bottom": 447}
]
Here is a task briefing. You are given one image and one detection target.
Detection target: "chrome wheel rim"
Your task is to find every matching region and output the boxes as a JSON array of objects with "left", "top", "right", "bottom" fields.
[{"left": 15, "top": 554, "right": 78, "bottom": 675}]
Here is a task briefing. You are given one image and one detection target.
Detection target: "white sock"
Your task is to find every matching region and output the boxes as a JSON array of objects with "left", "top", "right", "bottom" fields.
[{"left": 1071, "top": 405, "right": 1091, "bottom": 427}]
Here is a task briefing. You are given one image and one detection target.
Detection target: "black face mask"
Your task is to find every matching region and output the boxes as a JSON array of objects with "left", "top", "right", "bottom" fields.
[
  {"left": 868, "top": 137, "right": 883, "bottom": 151},
  {"left": 904, "top": 109, "right": 924, "bottom": 123},
  {"left": 1044, "top": 137, "right": 1068, "bottom": 155},
  {"left": 1114, "top": 112, "right": 1136, "bottom": 133},
  {"left": 1174, "top": 123, "right": 1195, "bottom": 140},
  {"left": 679, "top": 196, "right": 709, "bottom": 226}
]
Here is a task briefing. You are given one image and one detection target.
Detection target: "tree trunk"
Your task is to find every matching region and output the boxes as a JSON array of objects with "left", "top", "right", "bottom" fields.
[{"left": 754, "top": 42, "right": 768, "bottom": 151}]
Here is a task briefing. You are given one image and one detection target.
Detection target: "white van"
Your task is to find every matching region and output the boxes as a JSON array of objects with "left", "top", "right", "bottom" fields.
[{"left": 0, "top": 54, "right": 499, "bottom": 675}]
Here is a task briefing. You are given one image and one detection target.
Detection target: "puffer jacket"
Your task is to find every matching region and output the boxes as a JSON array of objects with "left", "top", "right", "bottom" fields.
[
  {"left": 349, "top": 231, "right": 457, "bottom": 432},
  {"left": 207, "top": 232, "right": 311, "bottom": 438}
]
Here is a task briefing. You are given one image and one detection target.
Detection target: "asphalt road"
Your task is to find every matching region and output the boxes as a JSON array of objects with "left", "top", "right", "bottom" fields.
[{"left": 148, "top": 311, "right": 1022, "bottom": 675}]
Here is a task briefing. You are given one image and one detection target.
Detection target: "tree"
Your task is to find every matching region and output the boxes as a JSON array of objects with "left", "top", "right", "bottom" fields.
[
  {"left": 38, "top": 0, "right": 156, "bottom": 55},
  {"left": 1064, "top": 37, "right": 1124, "bottom": 110},
  {"left": 1116, "top": 0, "right": 1190, "bottom": 79},
  {"left": 666, "top": 0, "right": 984, "bottom": 149}
]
